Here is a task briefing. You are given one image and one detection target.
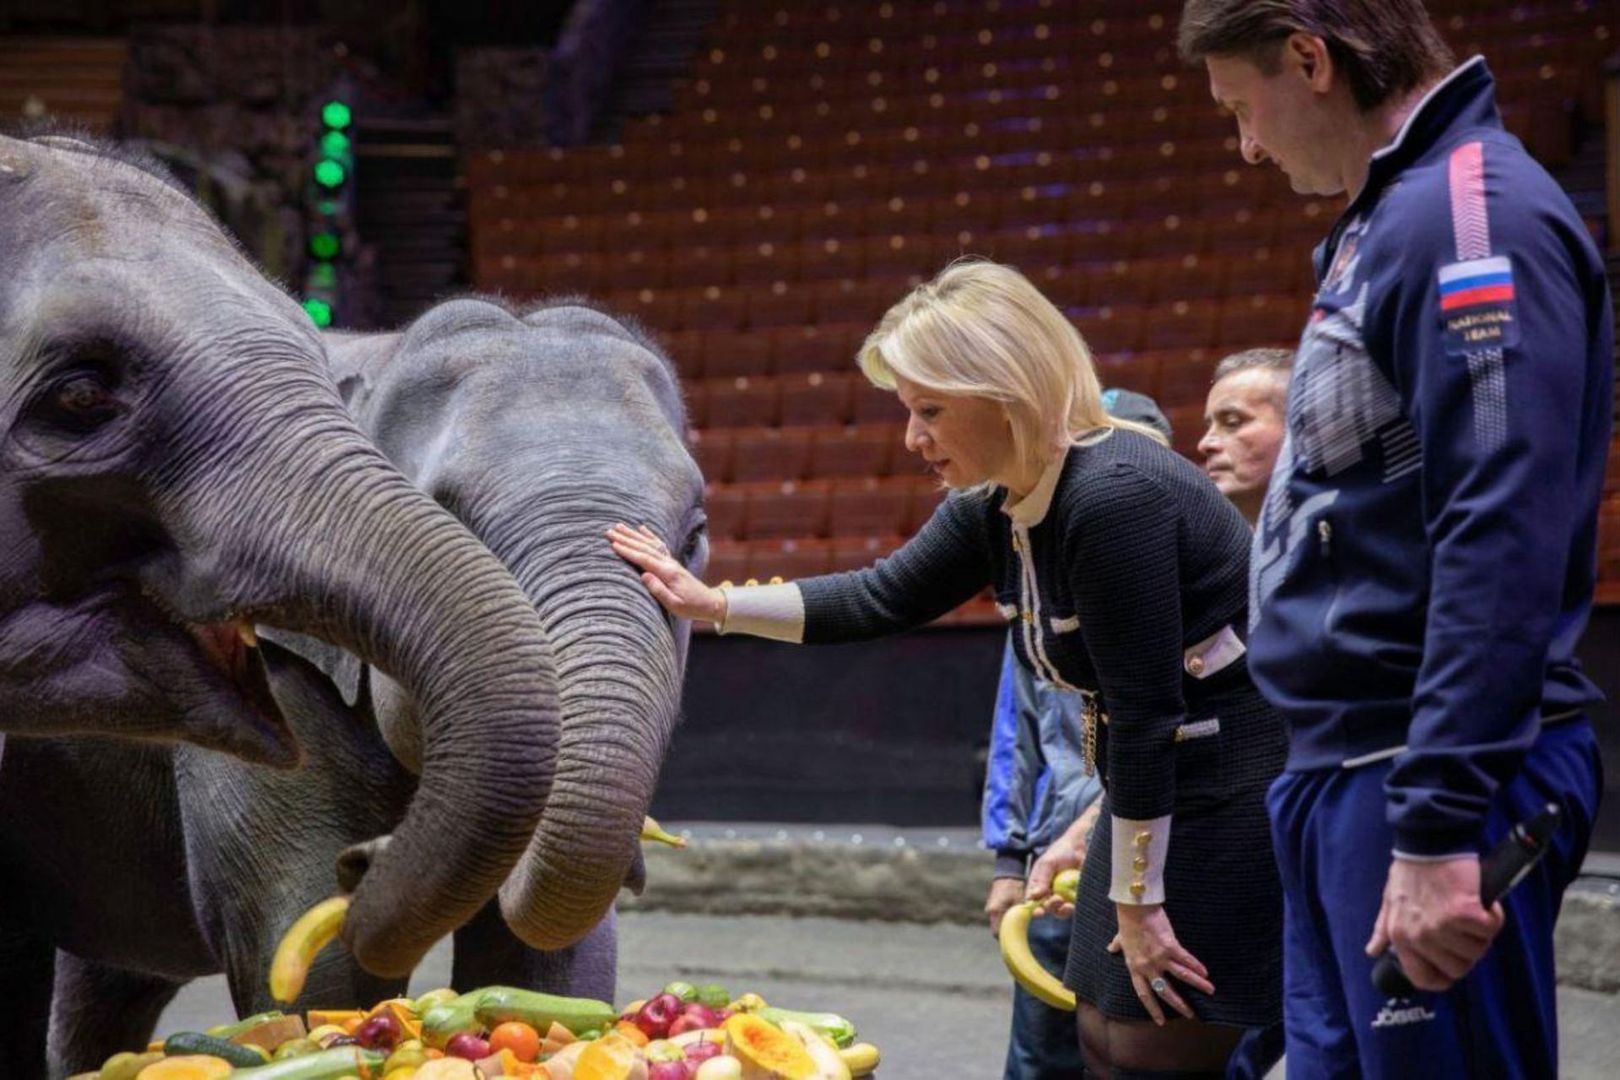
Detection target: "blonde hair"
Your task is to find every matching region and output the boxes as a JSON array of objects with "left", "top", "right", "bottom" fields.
[{"left": 857, "top": 259, "right": 1168, "bottom": 483}]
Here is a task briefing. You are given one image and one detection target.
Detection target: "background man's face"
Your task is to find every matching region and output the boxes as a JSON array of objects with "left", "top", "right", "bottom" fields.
[
  {"left": 1206, "top": 47, "right": 1345, "bottom": 197},
  {"left": 1199, "top": 368, "right": 1289, "bottom": 508}
]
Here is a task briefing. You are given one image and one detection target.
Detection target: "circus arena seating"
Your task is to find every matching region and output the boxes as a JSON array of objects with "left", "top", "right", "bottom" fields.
[{"left": 464, "top": 0, "right": 1619, "bottom": 622}]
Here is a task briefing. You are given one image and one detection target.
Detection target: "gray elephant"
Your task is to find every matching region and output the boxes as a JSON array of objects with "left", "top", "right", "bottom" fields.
[
  {"left": 4, "top": 296, "right": 705, "bottom": 1076},
  {"left": 0, "top": 137, "right": 585, "bottom": 1074}
]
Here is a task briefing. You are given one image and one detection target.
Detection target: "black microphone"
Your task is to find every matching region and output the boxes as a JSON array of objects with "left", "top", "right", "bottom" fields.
[{"left": 1371, "top": 803, "right": 1562, "bottom": 998}]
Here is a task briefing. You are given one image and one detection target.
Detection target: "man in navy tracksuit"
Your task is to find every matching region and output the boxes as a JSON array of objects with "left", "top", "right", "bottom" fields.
[{"left": 1181, "top": 2, "right": 1612, "bottom": 1076}]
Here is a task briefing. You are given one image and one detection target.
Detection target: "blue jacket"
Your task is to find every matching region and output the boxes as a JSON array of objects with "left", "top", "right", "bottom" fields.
[
  {"left": 1249, "top": 58, "right": 1613, "bottom": 857},
  {"left": 982, "top": 636, "right": 1104, "bottom": 878}
]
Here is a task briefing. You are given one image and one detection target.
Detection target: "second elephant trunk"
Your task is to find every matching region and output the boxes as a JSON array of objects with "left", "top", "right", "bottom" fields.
[
  {"left": 497, "top": 567, "right": 684, "bottom": 949},
  {"left": 174, "top": 398, "right": 561, "bottom": 978}
]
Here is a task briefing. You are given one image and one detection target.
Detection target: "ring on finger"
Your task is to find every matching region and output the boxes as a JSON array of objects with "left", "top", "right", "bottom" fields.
[{"left": 1149, "top": 976, "right": 1170, "bottom": 996}]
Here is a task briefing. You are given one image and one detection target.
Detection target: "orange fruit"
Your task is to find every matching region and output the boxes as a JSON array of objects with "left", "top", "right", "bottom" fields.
[{"left": 488, "top": 1021, "right": 542, "bottom": 1063}]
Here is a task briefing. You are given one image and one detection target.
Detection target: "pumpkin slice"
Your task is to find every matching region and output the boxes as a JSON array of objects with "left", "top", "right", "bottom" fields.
[
  {"left": 722, "top": 1015, "right": 818, "bottom": 1080},
  {"left": 572, "top": 1032, "right": 647, "bottom": 1080}
]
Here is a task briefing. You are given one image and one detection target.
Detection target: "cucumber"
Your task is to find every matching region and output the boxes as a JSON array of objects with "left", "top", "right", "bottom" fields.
[
  {"left": 756, "top": 1007, "right": 857, "bottom": 1048},
  {"left": 473, "top": 985, "right": 618, "bottom": 1037},
  {"left": 161, "top": 1031, "right": 269, "bottom": 1067},
  {"left": 220, "top": 1045, "right": 385, "bottom": 1078}
]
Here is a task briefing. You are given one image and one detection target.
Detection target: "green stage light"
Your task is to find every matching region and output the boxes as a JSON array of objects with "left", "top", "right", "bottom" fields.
[
  {"left": 313, "top": 159, "right": 347, "bottom": 189},
  {"left": 320, "top": 131, "right": 351, "bottom": 159},
  {"left": 309, "top": 231, "right": 341, "bottom": 259},
  {"left": 303, "top": 298, "right": 333, "bottom": 327},
  {"left": 308, "top": 262, "right": 337, "bottom": 289},
  {"left": 321, "top": 100, "right": 352, "bottom": 130}
]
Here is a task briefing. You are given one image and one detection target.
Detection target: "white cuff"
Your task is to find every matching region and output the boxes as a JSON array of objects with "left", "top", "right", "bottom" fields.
[
  {"left": 1109, "top": 814, "right": 1171, "bottom": 905},
  {"left": 716, "top": 583, "right": 806, "bottom": 643}
]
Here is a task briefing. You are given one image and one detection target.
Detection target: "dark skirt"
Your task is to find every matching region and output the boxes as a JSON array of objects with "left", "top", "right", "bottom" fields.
[{"left": 1062, "top": 685, "right": 1286, "bottom": 1027}]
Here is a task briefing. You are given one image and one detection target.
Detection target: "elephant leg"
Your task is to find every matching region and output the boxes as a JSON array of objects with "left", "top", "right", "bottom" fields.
[
  {"left": 452, "top": 900, "right": 617, "bottom": 1002},
  {"left": 0, "top": 925, "right": 54, "bottom": 1080},
  {"left": 47, "top": 951, "right": 181, "bottom": 1078}
]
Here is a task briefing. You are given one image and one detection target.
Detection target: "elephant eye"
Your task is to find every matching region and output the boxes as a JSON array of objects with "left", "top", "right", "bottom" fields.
[
  {"left": 47, "top": 374, "right": 120, "bottom": 430},
  {"left": 681, "top": 519, "right": 707, "bottom": 562}
]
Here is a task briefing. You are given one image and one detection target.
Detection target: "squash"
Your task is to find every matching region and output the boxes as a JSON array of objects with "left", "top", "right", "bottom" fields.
[
  {"left": 133, "top": 1055, "right": 234, "bottom": 1080},
  {"left": 776, "top": 1021, "right": 850, "bottom": 1080},
  {"left": 572, "top": 1033, "right": 647, "bottom": 1080},
  {"left": 721, "top": 1015, "right": 818, "bottom": 1080}
]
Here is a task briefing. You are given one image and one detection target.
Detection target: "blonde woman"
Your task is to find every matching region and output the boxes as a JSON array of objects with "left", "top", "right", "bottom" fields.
[{"left": 610, "top": 261, "right": 1285, "bottom": 1077}]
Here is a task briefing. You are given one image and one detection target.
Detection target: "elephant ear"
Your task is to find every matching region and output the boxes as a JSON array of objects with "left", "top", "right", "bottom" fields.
[{"left": 255, "top": 627, "right": 365, "bottom": 708}]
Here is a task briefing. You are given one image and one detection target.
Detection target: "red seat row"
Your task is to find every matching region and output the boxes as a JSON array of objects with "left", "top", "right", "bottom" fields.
[{"left": 704, "top": 477, "right": 946, "bottom": 543}]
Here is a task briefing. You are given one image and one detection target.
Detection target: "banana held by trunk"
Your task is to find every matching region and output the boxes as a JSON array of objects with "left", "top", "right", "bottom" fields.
[
  {"left": 640, "top": 815, "right": 687, "bottom": 848},
  {"left": 269, "top": 896, "right": 350, "bottom": 1003}
]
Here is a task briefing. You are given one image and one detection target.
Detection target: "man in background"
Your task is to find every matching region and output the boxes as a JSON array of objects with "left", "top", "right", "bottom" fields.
[{"left": 1198, "top": 348, "right": 1294, "bottom": 525}]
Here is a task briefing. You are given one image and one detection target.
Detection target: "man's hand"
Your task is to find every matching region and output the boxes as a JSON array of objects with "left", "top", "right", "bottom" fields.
[
  {"left": 985, "top": 877, "right": 1026, "bottom": 937},
  {"left": 1026, "top": 800, "right": 1101, "bottom": 918},
  {"left": 1365, "top": 855, "right": 1506, "bottom": 992}
]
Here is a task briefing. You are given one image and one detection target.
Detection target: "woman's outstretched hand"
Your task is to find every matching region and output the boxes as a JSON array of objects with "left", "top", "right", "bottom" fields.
[{"left": 607, "top": 523, "right": 728, "bottom": 625}]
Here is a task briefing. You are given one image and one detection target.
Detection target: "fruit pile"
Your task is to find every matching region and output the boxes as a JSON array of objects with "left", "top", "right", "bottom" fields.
[{"left": 79, "top": 982, "right": 880, "bottom": 1080}]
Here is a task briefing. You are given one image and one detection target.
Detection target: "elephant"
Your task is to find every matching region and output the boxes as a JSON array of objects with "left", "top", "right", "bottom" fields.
[
  {"left": 2, "top": 295, "right": 706, "bottom": 1077},
  {"left": 0, "top": 136, "right": 585, "bottom": 1073}
]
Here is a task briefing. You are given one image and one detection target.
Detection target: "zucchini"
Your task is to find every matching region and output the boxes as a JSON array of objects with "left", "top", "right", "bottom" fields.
[
  {"left": 756, "top": 1007, "right": 857, "bottom": 1048},
  {"left": 161, "top": 1032, "right": 267, "bottom": 1067},
  {"left": 473, "top": 985, "right": 617, "bottom": 1037},
  {"left": 218, "top": 1045, "right": 385, "bottom": 1078}
]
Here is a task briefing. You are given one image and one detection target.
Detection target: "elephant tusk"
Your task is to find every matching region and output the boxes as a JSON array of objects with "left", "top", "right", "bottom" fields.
[
  {"left": 640, "top": 815, "right": 686, "bottom": 849},
  {"left": 238, "top": 621, "right": 259, "bottom": 648}
]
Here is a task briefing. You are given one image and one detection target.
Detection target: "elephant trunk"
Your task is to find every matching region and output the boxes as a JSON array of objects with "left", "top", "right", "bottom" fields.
[
  {"left": 167, "top": 373, "right": 561, "bottom": 977},
  {"left": 496, "top": 558, "right": 683, "bottom": 949}
]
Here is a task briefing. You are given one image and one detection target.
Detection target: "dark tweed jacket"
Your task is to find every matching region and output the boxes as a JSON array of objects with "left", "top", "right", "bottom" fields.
[{"left": 796, "top": 429, "right": 1261, "bottom": 822}]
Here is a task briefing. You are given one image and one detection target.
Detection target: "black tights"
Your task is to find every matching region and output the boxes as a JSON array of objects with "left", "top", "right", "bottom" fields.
[{"left": 1077, "top": 1003, "right": 1242, "bottom": 1079}]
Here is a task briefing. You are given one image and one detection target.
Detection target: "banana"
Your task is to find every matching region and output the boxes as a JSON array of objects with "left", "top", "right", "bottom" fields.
[
  {"left": 640, "top": 815, "right": 687, "bottom": 848},
  {"left": 998, "top": 901, "right": 1076, "bottom": 1011},
  {"left": 838, "top": 1042, "right": 882, "bottom": 1077},
  {"left": 269, "top": 895, "right": 350, "bottom": 1003}
]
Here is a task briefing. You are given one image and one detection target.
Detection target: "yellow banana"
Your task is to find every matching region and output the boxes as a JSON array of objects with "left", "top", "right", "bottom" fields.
[
  {"left": 998, "top": 901, "right": 1076, "bottom": 1011},
  {"left": 268, "top": 895, "right": 350, "bottom": 1003},
  {"left": 640, "top": 815, "right": 687, "bottom": 848},
  {"left": 838, "top": 1042, "right": 882, "bottom": 1077}
]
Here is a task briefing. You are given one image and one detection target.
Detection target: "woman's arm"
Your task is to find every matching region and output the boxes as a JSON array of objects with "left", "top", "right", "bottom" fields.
[{"left": 610, "top": 491, "right": 994, "bottom": 644}]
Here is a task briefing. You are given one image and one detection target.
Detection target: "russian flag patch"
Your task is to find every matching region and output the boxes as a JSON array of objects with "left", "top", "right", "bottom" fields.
[{"left": 1438, "top": 255, "right": 1519, "bottom": 352}]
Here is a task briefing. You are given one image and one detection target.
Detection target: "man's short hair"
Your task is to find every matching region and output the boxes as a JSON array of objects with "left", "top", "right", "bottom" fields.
[
  {"left": 1212, "top": 347, "right": 1294, "bottom": 385},
  {"left": 1177, "top": 0, "right": 1455, "bottom": 111}
]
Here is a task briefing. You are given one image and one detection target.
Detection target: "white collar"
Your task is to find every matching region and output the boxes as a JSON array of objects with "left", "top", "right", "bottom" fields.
[
  {"left": 1369, "top": 55, "right": 1486, "bottom": 164},
  {"left": 1001, "top": 428, "right": 1111, "bottom": 527}
]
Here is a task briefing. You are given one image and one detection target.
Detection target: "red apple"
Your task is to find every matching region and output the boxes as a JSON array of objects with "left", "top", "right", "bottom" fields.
[
  {"left": 681, "top": 1004, "right": 722, "bottom": 1028},
  {"left": 685, "top": 1038, "right": 724, "bottom": 1064},
  {"left": 354, "top": 1015, "right": 401, "bottom": 1050},
  {"left": 634, "top": 992, "right": 684, "bottom": 1039},
  {"left": 648, "top": 1061, "right": 693, "bottom": 1080},
  {"left": 445, "top": 1033, "right": 491, "bottom": 1060},
  {"left": 668, "top": 1015, "right": 704, "bottom": 1037}
]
